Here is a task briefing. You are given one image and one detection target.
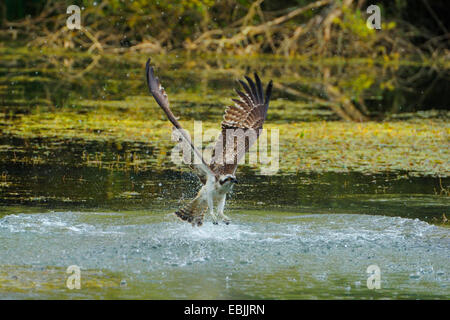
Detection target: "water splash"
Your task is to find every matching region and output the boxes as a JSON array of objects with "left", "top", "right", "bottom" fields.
[{"left": 0, "top": 211, "right": 448, "bottom": 298}]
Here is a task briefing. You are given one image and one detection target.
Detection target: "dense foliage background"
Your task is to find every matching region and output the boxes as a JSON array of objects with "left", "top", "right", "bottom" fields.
[{"left": 1, "top": 0, "right": 448, "bottom": 57}]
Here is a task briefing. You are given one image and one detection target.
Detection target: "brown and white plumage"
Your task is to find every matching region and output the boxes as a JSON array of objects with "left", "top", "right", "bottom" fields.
[
  {"left": 210, "top": 73, "right": 272, "bottom": 177},
  {"left": 145, "top": 58, "right": 273, "bottom": 226}
]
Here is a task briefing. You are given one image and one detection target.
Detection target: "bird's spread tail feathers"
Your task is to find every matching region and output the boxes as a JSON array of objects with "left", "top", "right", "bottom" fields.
[{"left": 175, "top": 193, "right": 207, "bottom": 226}]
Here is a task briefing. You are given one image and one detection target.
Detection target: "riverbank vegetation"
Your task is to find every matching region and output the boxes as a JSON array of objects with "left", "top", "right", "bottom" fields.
[{"left": 1, "top": 0, "right": 448, "bottom": 58}]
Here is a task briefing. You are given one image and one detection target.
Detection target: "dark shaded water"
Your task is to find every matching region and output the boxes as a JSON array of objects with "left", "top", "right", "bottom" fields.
[
  {"left": 1, "top": 136, "right": 449, "bottom": 223},
  {"left": 1, "top": 50, "right": 449, "bottom": 120},
  {"left": 1, "top": 156, "right": 449, "bottom": 223}
]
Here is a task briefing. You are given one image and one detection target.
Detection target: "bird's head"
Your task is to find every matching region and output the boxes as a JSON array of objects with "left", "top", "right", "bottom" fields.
[{"left": 218, "top": 174, "right": 238, "bottom": 186}]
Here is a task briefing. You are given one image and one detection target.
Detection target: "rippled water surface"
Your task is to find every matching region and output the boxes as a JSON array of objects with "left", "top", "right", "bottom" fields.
[{"left": 0, "top": 207, "right": 449, "bottom": 299}]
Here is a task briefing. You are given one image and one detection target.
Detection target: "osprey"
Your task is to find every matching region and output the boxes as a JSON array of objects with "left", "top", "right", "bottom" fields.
[{"left": 145, "top": 59, "right": 273, "bottom": 226}]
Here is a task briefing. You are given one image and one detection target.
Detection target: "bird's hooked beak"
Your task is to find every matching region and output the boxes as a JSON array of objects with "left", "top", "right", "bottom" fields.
[{"left": 231, "top": 177, "right": 238, "bottom": 184}]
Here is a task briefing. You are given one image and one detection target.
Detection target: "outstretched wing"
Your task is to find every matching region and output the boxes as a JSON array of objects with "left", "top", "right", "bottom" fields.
[
  {"left": 145, "top": 59, "right": 215, "bottom": 182},
  {"left": 210, "top": 73, "right": 273, "bottom": 176}
]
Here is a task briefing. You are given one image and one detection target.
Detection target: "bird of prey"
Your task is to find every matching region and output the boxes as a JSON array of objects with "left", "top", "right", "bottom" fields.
[{"left": 145, "top": 59, "right": 273, "bottom": 226}]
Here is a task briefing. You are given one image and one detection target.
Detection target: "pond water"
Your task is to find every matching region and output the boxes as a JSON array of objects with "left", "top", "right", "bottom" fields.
[
  {"left": 0, "top": 206, "right": 449, "bottom": 299},
  {"left": 0, "top": 162, "right": 448, "bottom": 299},
  {"left": 0, "top": 49, "right": 449, "bottom": 299}
]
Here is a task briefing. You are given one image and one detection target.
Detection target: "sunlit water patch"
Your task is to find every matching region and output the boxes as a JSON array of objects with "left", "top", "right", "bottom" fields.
[{"left": 0, "top": 211, "right": 448, "bottom": 299}]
